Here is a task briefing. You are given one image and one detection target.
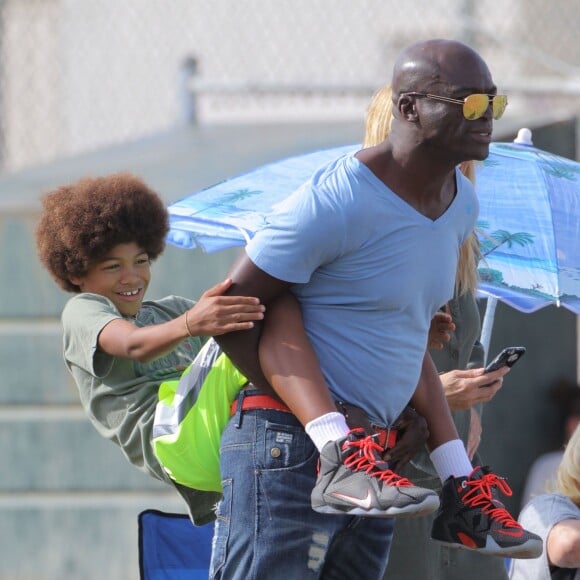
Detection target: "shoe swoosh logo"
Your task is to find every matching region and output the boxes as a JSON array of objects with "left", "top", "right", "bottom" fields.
[
  {"left": 330, "top": 490, "right": 373, "bottom": 509},
  {"left": 497, "top": 529, "right": 524, "bottom": 538}
]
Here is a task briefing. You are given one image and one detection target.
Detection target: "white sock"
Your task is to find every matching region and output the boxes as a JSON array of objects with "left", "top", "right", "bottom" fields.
[
  {"left": 305, "top": 412, "right": 350, "bottom": 452},
  {"left": 430, "top": 439, "right": 473, "bottom": 483}
]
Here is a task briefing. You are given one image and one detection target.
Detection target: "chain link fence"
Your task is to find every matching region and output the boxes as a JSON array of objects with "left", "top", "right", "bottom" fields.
[{"left": 0, "top": 0, "right": 579, "bottom": 173}]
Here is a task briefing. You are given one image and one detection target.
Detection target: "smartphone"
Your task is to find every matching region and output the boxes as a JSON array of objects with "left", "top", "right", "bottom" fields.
[{"left": 484, "top": 346, "right": 526, "bottom": 373}]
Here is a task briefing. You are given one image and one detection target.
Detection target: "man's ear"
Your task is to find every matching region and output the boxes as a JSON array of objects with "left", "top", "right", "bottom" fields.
[{"left": 397, "top": 95, "right": 419, "bottom": 122}]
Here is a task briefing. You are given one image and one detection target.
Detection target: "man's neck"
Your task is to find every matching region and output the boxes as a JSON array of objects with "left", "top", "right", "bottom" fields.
[{"left": 356, "top": 142, "right": 458, "bottom": 220}]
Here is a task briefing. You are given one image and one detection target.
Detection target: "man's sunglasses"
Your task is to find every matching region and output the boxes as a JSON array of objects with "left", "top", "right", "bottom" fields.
[{"left": 402, "top": 92, "right": 508, "bottom": 120}]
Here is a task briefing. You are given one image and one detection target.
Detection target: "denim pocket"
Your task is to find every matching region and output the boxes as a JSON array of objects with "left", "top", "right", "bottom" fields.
[
  {"left": 209, "top": 478, "right": 232, "bottom": 578},
  {"left": 260, "top": 419, "right": 316, "bottom": 471}
]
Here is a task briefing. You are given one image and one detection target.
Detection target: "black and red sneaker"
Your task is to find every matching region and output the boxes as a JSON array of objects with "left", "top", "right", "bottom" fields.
[
  {"left": 431, "top": 466, "right": 542, "bottom": 559},
  {"left": 311, "top": 428, "right": 440, "bottom": 518}
]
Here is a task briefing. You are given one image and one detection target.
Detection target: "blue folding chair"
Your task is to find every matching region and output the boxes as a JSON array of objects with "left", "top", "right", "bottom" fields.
[{"left": 138, "top": 509, "right": 214, "bottom": 580}]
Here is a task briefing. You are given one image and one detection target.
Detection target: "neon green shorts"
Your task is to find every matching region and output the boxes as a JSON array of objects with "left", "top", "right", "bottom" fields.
[{"left": 152, "top": 339, "right": 247, "bottom": 493}]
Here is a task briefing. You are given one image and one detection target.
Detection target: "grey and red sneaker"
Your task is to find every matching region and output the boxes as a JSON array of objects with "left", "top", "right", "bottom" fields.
[
  {"left": 431, "top": 466, "right": 542, "bottom": 559},
  {"left": 311, "top": 428, "right": 440, "bottom": 518}
]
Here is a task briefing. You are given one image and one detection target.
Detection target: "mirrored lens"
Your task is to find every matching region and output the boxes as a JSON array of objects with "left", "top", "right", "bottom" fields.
[
  {"left": 462, "top": 94, "right": 490, "bottom": 120},
  {"left": 463, "top": 94, "right": 508, "bottom": 120},
  {"left": 492, "top": 95, "right": 508, "bottom": 120}
]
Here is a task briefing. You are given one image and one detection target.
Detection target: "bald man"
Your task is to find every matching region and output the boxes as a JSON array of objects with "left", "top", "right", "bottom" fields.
[{"left": 210, "top": 39, "right": 540, "bottom": 579}]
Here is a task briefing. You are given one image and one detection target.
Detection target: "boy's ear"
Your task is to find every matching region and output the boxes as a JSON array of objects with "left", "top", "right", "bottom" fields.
[{"left": 69, "top": 275, "right": 83, "bottom": 289}]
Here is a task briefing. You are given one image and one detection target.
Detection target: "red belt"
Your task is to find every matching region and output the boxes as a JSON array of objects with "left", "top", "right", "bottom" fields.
[
  {"left": 372, "top": 427, "right": 398, "bottom": 450},
  {"left": 230, "top": 393, "right": 291, "bottom": 415},
  {"left": 230, "top": 392, "right": 397, "bottom": 450}
]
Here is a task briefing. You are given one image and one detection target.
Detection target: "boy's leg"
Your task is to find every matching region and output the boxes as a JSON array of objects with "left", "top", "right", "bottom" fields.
[
  {"left": 410, "top": 353, "right": 542, "bottom": 559},
  {"left": 410, "top": 351, "right": 463, "bottom": 448},
  {"left": 259, "top": 292, "right": 343, "bottom": 426},
  {"left": 259, "top": 294, "right": 439, "bottom": 518},
  {"left": 430, "top": 466, "right": 542, "bottom": 558},
  {"left": 153, "top": 339, "right": 247, "bottom": 492},
  {"left": 311, "top": 428, "right": 439, "bottom": 517},
  {"left": 410, "top": 352, "right": 473, "bottom": 479}
]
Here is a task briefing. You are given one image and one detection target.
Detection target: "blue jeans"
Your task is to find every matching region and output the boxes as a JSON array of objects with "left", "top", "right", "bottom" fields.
[{"left": 209, "top": 403, "right": 394, "bottom": 579}]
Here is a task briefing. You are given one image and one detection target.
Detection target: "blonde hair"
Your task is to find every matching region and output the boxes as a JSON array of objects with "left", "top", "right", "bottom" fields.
[
  {"left": 556, "top": 424, "right": 580, "bottom": 506},
  {"left": 363, "top": 85, "right": 394, "bottom": 149},
  {"left": 363, "top": 85, "right": 481, "bottom": 295}
]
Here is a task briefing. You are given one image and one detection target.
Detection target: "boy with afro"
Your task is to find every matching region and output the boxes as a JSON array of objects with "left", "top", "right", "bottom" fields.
[{"left": 36, "top": 172, "right": 266, "bottom": 523}]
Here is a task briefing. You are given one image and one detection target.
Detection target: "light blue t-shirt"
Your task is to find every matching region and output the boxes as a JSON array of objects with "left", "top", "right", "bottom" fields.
[{"left": 247, "top": 153, "right": 478, "bottom": 425}]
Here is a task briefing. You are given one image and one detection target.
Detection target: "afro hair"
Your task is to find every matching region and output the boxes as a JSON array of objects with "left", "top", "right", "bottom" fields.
[{"left": 36, "top": 173, "right": 169, "bottom": 292}]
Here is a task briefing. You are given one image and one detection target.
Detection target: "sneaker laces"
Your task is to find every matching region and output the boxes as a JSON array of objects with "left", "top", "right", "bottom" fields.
[
  {"left": 460, "top": 470, "right": 522, "bottom": 529},
  {"left": 342, "top": 432, "right": 413, "bottom": 487}
]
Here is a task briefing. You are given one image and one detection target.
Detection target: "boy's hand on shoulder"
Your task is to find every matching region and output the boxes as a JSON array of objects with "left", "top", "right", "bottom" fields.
[{"left": 185, "top": 278, "right": 265, "bottom": 337}]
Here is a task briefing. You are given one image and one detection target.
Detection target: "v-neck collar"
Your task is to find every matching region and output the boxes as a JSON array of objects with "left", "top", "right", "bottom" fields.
[{"left": 351, "top": 155, "right": 462, "bottom": 226}]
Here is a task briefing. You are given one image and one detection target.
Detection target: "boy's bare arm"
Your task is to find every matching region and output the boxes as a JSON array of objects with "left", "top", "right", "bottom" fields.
[{"left": 98, "top": 278, "right": 264, "bottom": 362}]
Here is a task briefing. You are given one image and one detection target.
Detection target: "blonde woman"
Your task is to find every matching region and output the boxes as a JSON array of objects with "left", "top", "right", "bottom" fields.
[
  {"left": 367, "top": 85, "right": 512, "bottom": 580},
  {"left": 510, "top": 424, "right": 580, "bottom": 579}
]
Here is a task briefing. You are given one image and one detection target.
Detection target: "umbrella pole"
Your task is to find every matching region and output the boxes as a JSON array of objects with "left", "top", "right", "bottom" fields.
[{"left": 480, "top": 297, "right": 498, "bottom": 363}]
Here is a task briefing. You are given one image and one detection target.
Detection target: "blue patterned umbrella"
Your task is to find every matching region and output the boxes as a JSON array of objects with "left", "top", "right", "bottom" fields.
[
  {"left": 166, "top": 144, "right": 357, "bottom": 253},
  {"left": 167, "top": 135, "right": 580, "bottom": 318},
  {"left": 475, "top": 139, "right": 580, "bottom": 315}
]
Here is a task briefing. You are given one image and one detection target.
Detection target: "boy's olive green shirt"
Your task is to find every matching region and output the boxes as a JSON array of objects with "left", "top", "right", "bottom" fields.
[{"left": 62, "top": 292, "right": 219, "bottom": 524}]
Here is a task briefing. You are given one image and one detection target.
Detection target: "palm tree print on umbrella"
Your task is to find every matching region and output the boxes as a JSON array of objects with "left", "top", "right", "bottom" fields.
[
  {"left": 185, "top": 188, "right": 264, "bottom": 219},
  {"left": 477, "top": 223, "right": 555, "bottom": 300},
  {"left": 480, "top": 230, "right": 535, "bottom": 257}
]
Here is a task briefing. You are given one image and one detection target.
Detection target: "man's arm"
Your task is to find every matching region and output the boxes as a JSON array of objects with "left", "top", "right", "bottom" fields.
[{"left": 215, "top": 250, "right": 291, "bottom": 390}]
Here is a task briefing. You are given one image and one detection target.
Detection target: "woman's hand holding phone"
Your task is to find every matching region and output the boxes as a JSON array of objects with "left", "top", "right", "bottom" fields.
[
  {"left": 484, "top": 346, "right": 526, "bottom": 373},
  {"left": 440, "top": 366, "right": 510, "bottom": 410}
]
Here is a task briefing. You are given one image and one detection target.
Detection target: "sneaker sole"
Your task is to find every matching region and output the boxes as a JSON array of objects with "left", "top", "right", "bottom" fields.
[
  {"left": 312, "top": 494, "right": 440, "bottom": 519},
  {"left": 431, "top": 536, "right": 543, "bottom": 559}
]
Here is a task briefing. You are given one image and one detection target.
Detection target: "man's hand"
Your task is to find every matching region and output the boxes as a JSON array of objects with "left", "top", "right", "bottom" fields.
[{"left": 382, "top": 405, "right": 429, "bottom": 470}]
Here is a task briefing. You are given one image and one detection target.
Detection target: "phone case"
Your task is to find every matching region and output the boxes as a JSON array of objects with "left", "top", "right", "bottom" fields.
[{"left": 484, "top": 346, "right": 526, "bottom": 373}]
